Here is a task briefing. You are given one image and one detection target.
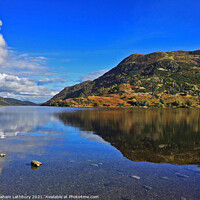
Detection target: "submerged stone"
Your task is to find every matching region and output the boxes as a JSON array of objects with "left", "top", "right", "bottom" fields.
[
  {"left": 31, "top": 160, "right": 42, "bottom": 167},
  {"left": 90, "top": 164, "right": 98, "bottom": 167},
  {"left": 31, "top": 165, "right": 41, "bottom": 170},
  {"left": 130, "top": 175, "right": 140, "bottom": 180},
  {"left": 143, "top": 185, "right": 152, "bottom": 190},
  {"left": 158, "top": 144, "right": 167, "bottom": 148},
  {"left": 175, "top": 172, "right": 189, "bottom": 179}
]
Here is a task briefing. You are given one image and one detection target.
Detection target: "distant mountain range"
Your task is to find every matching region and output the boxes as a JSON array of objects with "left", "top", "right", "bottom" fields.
[
  {"left": 43, "top": 50, "right": 200, "bottom": 108},
  {"left": 0, "top": 97, "right": 37, "bottom": 106}
]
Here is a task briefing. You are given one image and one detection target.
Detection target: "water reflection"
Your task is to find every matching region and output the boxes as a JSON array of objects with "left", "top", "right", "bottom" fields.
[
  {"left": 0, "top": 157, "right": 5, "bottom": 175},
  {"left": 0, "top": 106, "right": 57, "bottom": 138},
  {"left": 56, "top": 108, "right": 200, "bottom": 165},
  {"left": 0, "top": 107, "right": 199, "bottom": 199},
  {"left": 0, "top": 106, "right": 68, "bottom": 174},
  {"left": 31, "top": 165, "right": 41, "bottom": 170}
]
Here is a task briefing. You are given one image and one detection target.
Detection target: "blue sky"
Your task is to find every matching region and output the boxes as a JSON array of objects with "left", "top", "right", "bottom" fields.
[{"left": 0, "top": 0, "right": 200, "bottom": 102}]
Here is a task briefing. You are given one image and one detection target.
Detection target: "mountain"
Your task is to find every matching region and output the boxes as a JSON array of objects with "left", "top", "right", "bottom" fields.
[
  {"left": 0, "top": 97, "right": 37, "bottom": 106},
  {"left": 43, "top": 50, "right": 200, "bottom": 108}
]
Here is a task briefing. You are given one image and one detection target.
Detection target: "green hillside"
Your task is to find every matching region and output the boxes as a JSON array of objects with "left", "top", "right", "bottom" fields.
[
  {"left": 43, "top": 50, "right": 200, "bottom": 108},
  {"left": 0, "top": 97, "right": 11, "bottom": 106},
  {"left": 0, "top": 97, "right": 37, "bottom": 106}
]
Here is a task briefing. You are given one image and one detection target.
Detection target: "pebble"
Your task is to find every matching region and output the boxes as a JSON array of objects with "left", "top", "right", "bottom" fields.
[
  {"left": 160, "top": 176, "right": 169, "bottom": 180},
  {"left": 143, "top": 185, "right": 152, "bottom": 190},
  {"left": 130, "top": 175, "right": 141, "bottom": 180},
  {"left": 31, "top": 160, "right": 42, "bottom": 167},
  {"left": 175, "top": 173, "right": 189, "bottom": 179},
  {"left": 0, "top": 153, "right": 6, "bottom": 157},
  {"left": 158, "top": 144, "right": 167, "bottom": 148}
]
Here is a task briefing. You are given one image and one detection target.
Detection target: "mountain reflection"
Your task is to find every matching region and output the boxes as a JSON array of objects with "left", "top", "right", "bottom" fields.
[{"left": 56, "top": 108, "right": 200, "bottom": 165}]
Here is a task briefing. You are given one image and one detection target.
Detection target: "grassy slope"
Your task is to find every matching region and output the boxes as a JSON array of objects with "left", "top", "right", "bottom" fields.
[
  {"left": 4, "top": 98, "right": 37, "bottom": 106},
  {"left": 0, "top": 97, "right": 10, "bottom": 106},
  {"left": 0, "top": 97, "right": 37, "bottom": 106}
]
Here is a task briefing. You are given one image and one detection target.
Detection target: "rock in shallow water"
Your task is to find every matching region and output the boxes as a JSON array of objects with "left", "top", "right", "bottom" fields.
[
  {"left": 31, "top": 160, "right": 42, "bottom": 167},
  {"left": 90, "top": 164, "right": 99, "bottom": 167},
  {"left": 0, "top": 153, "right": 6, "bottom": 157},
  {"left": 130, "top": 175, "right": 141, "bottom": 180},
  {"left": 159, "top": 176, "right": 169, "bottom": 180},
  {"left": 158, "top": 144, "right": 167, "bottom": 148},
  {"left": 143, "top": 185, "right": 152, "bottom": 190},
  {"left": 175, "top": 172, "right": 189, "bottom": 179}
]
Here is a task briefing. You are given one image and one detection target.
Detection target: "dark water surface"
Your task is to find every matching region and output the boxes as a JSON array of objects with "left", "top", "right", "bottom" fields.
[{"left": 0, "top": 106, "right": 199, "bottom": 200}]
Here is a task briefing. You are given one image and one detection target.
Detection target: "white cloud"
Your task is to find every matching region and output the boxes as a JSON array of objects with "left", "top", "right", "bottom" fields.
[
  {"left": 0, "top": 73, "right": 56, "bottom": 101},
  {"left": 35, "top": 56, "right": 47, "bottom": 60},
  {"left": 0, "top": 21, "right": 50, "bottom": 76},
  {"left": 0, "top": 20, "right": 2, "bottom": 30},
  {"left": 0, "top": 20, "right": 60, "bottom": 102},
  {"left": 80, "top": 69, "right": 109, "bottom": 82},
  {"left": 0, "top": 34, "right": 8, "bottom": 66},
  {"left": 0, "top": 51, "right": 50, "bottom": 76}
]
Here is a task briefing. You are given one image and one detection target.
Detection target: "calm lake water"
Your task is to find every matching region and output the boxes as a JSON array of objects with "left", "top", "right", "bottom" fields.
[{"left": 0, "top": 106, "right": 199, "bottom": 200}]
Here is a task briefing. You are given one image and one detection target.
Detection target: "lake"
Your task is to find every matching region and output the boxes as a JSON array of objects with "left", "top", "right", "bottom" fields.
[{"left": 0, "top": 106, "right": 199, "bottom": 200}]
